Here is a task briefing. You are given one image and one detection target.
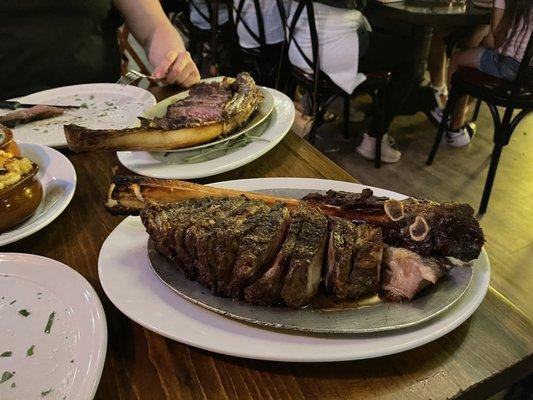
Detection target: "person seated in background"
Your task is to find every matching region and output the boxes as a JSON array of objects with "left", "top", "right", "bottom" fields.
[
  {"left": 438, "top": 0, "right": 532, "bottom": 147},
  {"left": 188, "top": 0, "right": 229, "bottom": 31},
  {"left": 0, "top": 0, "right": 200, "bottom": 99},
  {"left": 232, "top": 0, "right": 292, "bottom": 87},
  {"left": 288, "top": 0, "right": 421, "bottom": 163},
  {"left": 186, "top": 0, "right": 240, "bottom": 76},
  {"left": 426, "top": 25, "right": 489, "bottom": 124}
]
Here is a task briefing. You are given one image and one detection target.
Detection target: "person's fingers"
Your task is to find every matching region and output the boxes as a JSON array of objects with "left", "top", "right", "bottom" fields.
[
  {"left": 164, "top": 51, "right": 191, "bottom": 84},
  {"left": 152, "top": 50, "right": 178, "bottom": 79},
  {"left": 172, "top": 61, "right": 199, "bottom": 87},
  {"left": 180, "top": 68, "right": 201, "bottom": 88},
  {"left": 165, "top": 52, "right": 201, "bottom": 87}
]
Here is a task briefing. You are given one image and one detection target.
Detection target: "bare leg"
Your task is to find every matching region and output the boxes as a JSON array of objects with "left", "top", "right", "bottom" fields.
[
  {"left": 428, "top": 33, "right": 447, "bottom": 88},
  {"left": 448, "top": 47, "right": 484, "bottom": 129}
]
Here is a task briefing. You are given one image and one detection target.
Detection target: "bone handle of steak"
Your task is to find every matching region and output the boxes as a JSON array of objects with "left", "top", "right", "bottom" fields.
[
  {"left": 105, "top": 175, "right": 302, "bottom": 214},
  {"left": 104, "top": 175, "right": 392, "bottom": 224}
]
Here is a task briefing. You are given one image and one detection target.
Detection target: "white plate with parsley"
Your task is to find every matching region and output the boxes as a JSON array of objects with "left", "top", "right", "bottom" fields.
[
  {"left": 0, "top": 253, "right": 107, "bottom": 400},
  {"left": 1, "top": 84, "right": 156, "bottom": 148}
]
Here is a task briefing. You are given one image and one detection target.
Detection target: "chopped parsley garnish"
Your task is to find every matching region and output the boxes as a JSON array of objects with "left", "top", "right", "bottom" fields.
[
  {"left": 0, "top": 352, "right": 12, "bottom": 357},
  {"left": 9, "top": 300, "right": 16, "bottom": 305},
  {"left": 80, "top": 103, "right": 88, "bottom": 109},
  {"left": 26, "top": 345, "right": 35, "bottom": 356},
  {"left": 90, "top": 95, "right": 95, "bottom": 100},
  {"left": 18, "top": 309, "right": 30, "bottom": 317},
  {"left": 0, "top": 371, "right": 14, "bottom": 384},
  {"left": 11, "top": 382, "right": 15, "bottom": 388},
  {"left": 41, "top": 389, "right": 54, "bottom": 397},
  {"left": 105, "top": 101, "right": 114, "bottom": 106},
  {"left": 44, "top": 312, "right": 55, "bottom": 333}
]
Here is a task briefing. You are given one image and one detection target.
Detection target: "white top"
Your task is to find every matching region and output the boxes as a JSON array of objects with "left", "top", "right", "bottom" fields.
[
  {"left": 493, "top": 0, "right": 531, "bottom": 62},
  {"left": 287, "top": 2, "right": 370, "bottom": 93},
  {"left": 189, "top": 0, "right": 229, "bottom": 30},
  {"left": 233, "top": 0, "right": 292, "bottom": 49}
]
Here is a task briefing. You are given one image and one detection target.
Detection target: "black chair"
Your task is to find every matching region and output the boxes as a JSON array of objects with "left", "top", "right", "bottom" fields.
[
  {"left": 427, "top": 33, "right": 533, "bottom": 214},
  {"left": 180, "top": 0, "right": 239, "bottom": 76},
  {"left": 230, "top": 0, "right": 289, "bottom": 89},
  {"left": 286, "top": 0, "right": 390, "bottom": 168}
]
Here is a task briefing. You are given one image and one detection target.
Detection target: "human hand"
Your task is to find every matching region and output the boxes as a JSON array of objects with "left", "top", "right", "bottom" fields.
[
  {"left": 151, "top": 50, "right": 200, "bottom": 87},
  {"left": 147, "top": 26, "right": 200, "bottom": 87}
]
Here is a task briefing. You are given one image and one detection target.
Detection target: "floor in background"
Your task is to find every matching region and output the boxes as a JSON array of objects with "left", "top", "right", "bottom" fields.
[{"left": 314, "top": 99, "right": 533, "bottom": 318}]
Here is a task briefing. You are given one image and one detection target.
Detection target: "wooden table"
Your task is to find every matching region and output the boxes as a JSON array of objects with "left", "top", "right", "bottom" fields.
[{"left": 3, "top": 87, "right": 532, "bottom": 399}]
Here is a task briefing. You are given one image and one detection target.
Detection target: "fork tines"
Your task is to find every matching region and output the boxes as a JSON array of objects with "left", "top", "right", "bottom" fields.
[{"left": 117, "top": 70, "right": 145, "bottom": 86}]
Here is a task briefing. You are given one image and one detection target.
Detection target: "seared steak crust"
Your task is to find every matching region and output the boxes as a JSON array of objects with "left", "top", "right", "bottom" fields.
[
  {"left": 154, "top": 73, "right": 261, "bottom": 130},
  {"left": 224, "top": 203, "right": 290, "bottom": 297},
  {"left": 326, "top": 218, "right": 383, "bottom": 300},
  {"left": 303, "top": 190, "right": 484, "bottom": 262},
  {"left": 281, "top": 206, "right": 328, "bottom": 308}
]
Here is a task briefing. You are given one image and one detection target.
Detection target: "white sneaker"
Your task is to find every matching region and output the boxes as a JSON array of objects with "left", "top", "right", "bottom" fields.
[
  {"left": 446, "top": 125, "right": 474, "bottom": 147},
  {"left": 356, "top": 133, "right": 402, "bottom": 163}
]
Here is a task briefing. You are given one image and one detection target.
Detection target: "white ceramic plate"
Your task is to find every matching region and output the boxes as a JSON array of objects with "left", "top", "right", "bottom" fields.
[
  {"left": 116, "top": 88, "right": 294, "bottom": 179},
  {"left": 0, "top": 143, "right": 77, "bottom": 247},
  {"left": 141, "top": 81, "right": 275, "bottom": 153},
  {"left": 0, "top": 253, "right": 107, "bottom": 400},
  {"left": 98, "top": 178, "right": 490, "bottom": 362},
  {"left": 2, "top": 84, "right": 156, "bottom": 148}
]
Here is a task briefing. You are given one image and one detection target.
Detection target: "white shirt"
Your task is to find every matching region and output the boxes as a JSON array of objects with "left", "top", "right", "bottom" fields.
[
  {"left": 287, "top": 2, "right": 370, "bottom": 93},
  {"left": 233, "top": 0, "right": 292, "bottom": 49},
  {"left": 189, "top": 0, "right": 229, "bottom": 30}
]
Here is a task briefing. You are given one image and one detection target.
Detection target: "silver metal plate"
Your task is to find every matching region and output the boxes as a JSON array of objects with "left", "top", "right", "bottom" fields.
[{"left": 146, "top": 188, "right": 474, "bottom": 334}]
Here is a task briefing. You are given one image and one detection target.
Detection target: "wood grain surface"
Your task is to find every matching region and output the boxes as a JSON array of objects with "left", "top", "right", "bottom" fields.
[{"left": 2, "top": 87, "right": 531, "bottom": 400}]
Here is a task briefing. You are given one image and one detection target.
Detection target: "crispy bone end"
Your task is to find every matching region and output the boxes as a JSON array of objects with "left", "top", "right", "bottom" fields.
[{"left": 105, "top": 175, "right": 301, "bottom": 215}]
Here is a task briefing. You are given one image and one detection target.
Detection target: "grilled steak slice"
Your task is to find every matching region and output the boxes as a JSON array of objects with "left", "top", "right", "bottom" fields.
[
  {"left": 326, "top": 219, "right": 384, "bottom": 300},
  {"left": 281, "top": 206, "right": 328, "bottom": 308},
  {"left": 380, "top": 246, "right": 449, "bottom": 301},
  {"left": 141, "top": 198, "right": 222, "bottom": 278},
  {"left": 224, "top": 203, "right": 290, "bottom": 297},
  {"left": 154, "top": 73, "right": 260, "bottom": 129},
  {"left": 202, "top": 199, "right": 270, "bottom": 294},
  {"left": 303, "top": 190, "right": 484, "bottom": 262},
  {"left": 184, "top": 197, "right": 255, "bottom": 288},
  {"left": 142, "top": 198, "right": 240, "bottom": 278},
  {"left": 244, "top": 215, "right": 300, "bottom": 305},
  {"left": 0, "top": 105, "right": 64, "bottom": 128}
]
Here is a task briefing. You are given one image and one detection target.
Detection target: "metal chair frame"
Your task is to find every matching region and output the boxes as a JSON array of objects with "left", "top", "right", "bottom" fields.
[
  {"left": 427, "top": 33, "right": 533, "bottom": 213},
  {"left": 285, "top": 0, "right": 389, "bottom": 168}
]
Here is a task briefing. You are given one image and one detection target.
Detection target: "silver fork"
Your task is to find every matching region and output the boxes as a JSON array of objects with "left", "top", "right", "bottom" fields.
[{"left": 116, "top": 69, "right": 158, "bottom": 86}]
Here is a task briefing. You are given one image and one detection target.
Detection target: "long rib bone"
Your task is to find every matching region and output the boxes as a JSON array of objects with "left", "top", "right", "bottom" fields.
[{"left": 106, "top": 175, "right": 301, "bottom": 214}]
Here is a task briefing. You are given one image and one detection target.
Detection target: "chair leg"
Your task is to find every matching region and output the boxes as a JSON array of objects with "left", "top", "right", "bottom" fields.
[
  {"left": 343, "top": 95, "right": 351, "bottom": 139},
  {"left": 374, "top": 131, "right": 382, "bottom": 169},
  {"left": 426, "top": 87, "right": 458, "bottom": 165},
  {"left": 471, "top": 99, "right": 482, "bottom": 122},
  {"left": 479, "top": 142, "right": 503, "bottom": 214}
]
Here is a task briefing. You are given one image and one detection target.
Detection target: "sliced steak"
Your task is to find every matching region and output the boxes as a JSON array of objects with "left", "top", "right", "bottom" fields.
[
  {"left": 380, "top": 246, "right": 449, "bottom": 301},
  {"left": 0, "top": 105, "right": 64, "bottom": 128},
  {"left": 281, "top": 206, "right": 328, "bottom": 308},
  {"left": 326, "top": 219, "right": 383, "bottom": 300},
  {"left": 141, "top": 198, "right": 223, "bottom": 278},
  {"left": 244, "top": 216, "right": 300, "bottom": 306},
  {"left": 154, "top": 72, "right": 261, "bottom": 131},
  {"left": 224, "top": 203, "right": 290, "bottom": 297},
  {"left": 184, "top": 197, "right": 253, "bottom": 288},
  {"left": 204, "top": 199, "right": 270, "bottom": 294}
]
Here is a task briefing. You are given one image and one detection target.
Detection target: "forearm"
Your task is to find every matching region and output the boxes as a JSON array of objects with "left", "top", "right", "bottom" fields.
[{"left": 113, "top": 0, "right": 185, "bottom": 53}]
